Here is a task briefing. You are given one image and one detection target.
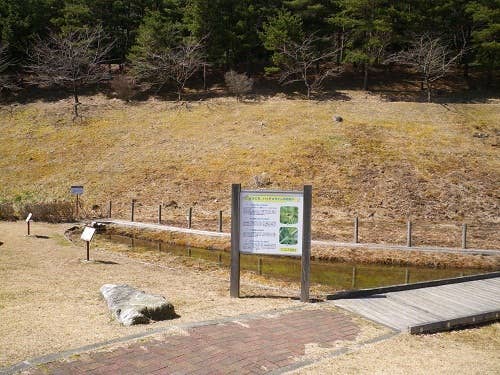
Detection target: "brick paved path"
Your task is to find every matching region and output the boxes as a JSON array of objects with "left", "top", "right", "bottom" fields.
[{"left": 26, "top": 309, "right": 359, "bottom": 375}]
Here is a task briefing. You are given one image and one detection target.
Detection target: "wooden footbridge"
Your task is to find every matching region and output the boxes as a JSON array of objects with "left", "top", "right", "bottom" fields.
[{"left": 329, "top": 272, "right": 500, "bottom": 334}]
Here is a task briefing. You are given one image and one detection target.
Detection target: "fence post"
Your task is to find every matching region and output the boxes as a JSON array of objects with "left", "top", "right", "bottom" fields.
[
  {"left": 462, "top": 223, "right": 467, "bottom": 249},
  {"left": 131, "top": 200, "right": 135, "bottom": 222},
  {"left": 354, "top": 216, "right": 359, "bottom": 243},
  {"left": 158, "top": 204, "right": 162, "bottom": 224},
  {"left": 218, "top": 253, "right": 222, "bottom": 266},
  {"left": 407, "top": 220, "right": 412, "bottom": 247},
  {"left": 405, "top": 268, "right": 410, "bottom": 284},
  {"left": 218, "top": 210, "right": 223, "bottom": 232},
  {"left": 187, "top": 207, "right": 192, "bottom": 229},
  {"left": 258, "top": 257, "right": 263, "bottom": 275},
  {"left": 108, "top": 201, "right": 112, "bottom": 218}
]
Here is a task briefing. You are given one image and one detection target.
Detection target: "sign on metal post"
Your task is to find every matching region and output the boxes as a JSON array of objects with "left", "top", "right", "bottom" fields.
[
  {"left": 81, "top": 226, "right": 96, "bottom": 261},
  {"left": 230, "top": 184, "right": 312, "bottom": 301},
  {"left": 70, "top": 186, "right": 84, "bottom": 195},
  {"left": 26, "top": 213, "right": 32, "bottom": 235}
]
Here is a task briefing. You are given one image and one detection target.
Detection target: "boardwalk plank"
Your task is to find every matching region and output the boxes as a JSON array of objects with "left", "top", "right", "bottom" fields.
[{"left": 332, "top": 277, "right": 500, "bottom": 333}]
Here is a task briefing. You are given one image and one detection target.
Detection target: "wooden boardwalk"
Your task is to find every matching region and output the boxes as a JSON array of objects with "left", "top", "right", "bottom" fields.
[{"left": 330, "top": 275, "right": 500, "bottom": 333}]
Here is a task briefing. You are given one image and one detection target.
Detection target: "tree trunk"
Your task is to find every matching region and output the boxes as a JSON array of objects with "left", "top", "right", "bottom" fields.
[
  {"left": 426, "top": 80, "right": 432, "bottom": 102},
  {"left": 73, "top": 83, "right": 80, "bottom": 119},
  {"left": 363, "top": 63, "right": 369, "bottom": 91}
]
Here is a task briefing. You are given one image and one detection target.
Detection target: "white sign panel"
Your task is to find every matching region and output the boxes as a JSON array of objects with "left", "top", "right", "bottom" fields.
[
  {"left": 25, "top": 213, "right": 32, "bottom": 222},
  {"left": 239, "top": 190, "right": 303, "bottom": 256},
  {"left": 71, "top": 185, "right": 84, "bottom": 195},
  {"left": 81, "top": 227, "right": 96, "bottom": 242}
]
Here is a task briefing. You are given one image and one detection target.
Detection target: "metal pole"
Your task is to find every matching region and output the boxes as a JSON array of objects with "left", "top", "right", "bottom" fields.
[
  {"left": 407, "top": 220, "right": 412, "bottom": 247},
  {"left": 218, "top": 253, "right": 222, "bottom": 266},
  {"left": 27, "top": 221, "right": 30, "bottom": 236},
  {"left": 108, "top": 201, "right": 112, "bottom": 218},
  {"left": 187, "top": 207, "right": 192, "bottom": 229},
  {"left": 258, "top": 257, "right": 263, "bottom": 275},
  {"left": 354, "top": 216, "right": 359, "bottom": 243},
  {"left": 301, "top": 185, "right": 312, "bottom": 303},
  {"left": 405, "top": 268, "right": 410, "bottom": 284},
  {"left": 158, "top": 204, "right": 162, "bottom": 224},
  {"left": 351, "top": 266, "right": 356, "bottom": 289},
  {"left": 218, "top": 210, "right": 223, "bottom": 232},
  {"left": 76, "top": 194, "right": 79, "bottom": 218},
  {"left": 86, "top": 241, "right": 90, "bottom": 261},
  {"left": 230, "top": 184, "right": 241, "bottom": 298},
  {"left": 462, "top": 223, "right": 467, "bottom": 249},
  {"left": 131, "top": 200, "right": 135, "bottom": 222}
]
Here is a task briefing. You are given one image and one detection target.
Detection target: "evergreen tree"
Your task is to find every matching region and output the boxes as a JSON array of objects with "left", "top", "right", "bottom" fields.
[
  {"left": 466, "top": 0, "right": 499, "bottom": 86},
  {"left": 332, "top": 0, "right": 393, "bottom": 90},
  {"left": 0, "top": 0, "right": 61, "bottom": 59}
]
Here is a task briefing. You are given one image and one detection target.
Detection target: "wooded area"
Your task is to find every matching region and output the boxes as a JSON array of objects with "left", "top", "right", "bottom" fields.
[{"left": 0, "top": 0, "right": 498, "bottom": 101}]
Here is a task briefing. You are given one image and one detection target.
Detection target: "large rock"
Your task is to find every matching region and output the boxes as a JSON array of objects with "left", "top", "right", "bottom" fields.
[{"left": 100, "top": 284, "right": 176, "bottom": 326}]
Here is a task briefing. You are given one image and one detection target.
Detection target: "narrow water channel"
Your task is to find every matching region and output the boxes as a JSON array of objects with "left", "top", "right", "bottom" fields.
[{"left": 100, "top": 234, "right": 483, "bottom": 291}]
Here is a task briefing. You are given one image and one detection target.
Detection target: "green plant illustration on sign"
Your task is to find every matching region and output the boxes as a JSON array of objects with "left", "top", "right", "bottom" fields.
[
  {"left": 279, "top": 227, "right": 298, "bottom": 245},
  {"left": 280, "top": 206, "right": 298, "bottom": 224}
]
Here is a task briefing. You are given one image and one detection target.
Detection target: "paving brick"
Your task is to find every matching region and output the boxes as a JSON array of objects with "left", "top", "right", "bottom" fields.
[{"left": 23, "top": 309, "right": 359, "bottom": 375}]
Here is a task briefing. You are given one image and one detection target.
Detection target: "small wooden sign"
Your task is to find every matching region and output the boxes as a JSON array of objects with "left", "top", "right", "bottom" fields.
[
  {"left": 71, "top": 185, "right": 84, "bottom": 195},
  {"left": 81, "top": 227, "right": 96, "bottom": 242},
  {"left": 25, "top": 213, "right": 32, "bottom": 222}
]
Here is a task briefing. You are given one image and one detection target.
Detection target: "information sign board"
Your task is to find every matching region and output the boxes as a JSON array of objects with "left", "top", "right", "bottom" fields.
[
  {"left": 81, "top": 227, "right": 96, "bottom": 242},
  {"left": 239, "top": 190, "right": 303, "bottom": 256},
  {"left": 71, "top": 185, "right": 84, "bottom": 195},
  {"left": 25, "top": 213, "right": 32, "bottom": 222}
]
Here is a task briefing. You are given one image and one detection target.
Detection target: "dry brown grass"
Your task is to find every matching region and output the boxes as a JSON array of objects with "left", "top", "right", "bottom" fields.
[
  {"left": 0, "top": 221, "right": 384, "bottom": 368},
  {"left": 0, "top": 93, "right": 499, "bottom": 248},
  {"left": 295, "top": 323, "right": 500, "bottom": 375}
]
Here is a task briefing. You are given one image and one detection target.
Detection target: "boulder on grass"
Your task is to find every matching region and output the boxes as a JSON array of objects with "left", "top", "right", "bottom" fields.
[{"left": 100, "top": 284, "right": 176, "bottom": 326}]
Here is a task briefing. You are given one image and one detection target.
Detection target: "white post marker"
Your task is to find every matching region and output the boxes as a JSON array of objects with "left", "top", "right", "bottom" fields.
[
  {"left": 25, "top": 213, "right": 33, "bottom": 235},
  {"left": 81, "top": 226, "right": 96, "bottom": 261}
]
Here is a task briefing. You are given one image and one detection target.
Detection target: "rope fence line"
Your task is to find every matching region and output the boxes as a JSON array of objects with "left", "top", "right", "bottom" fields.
[{"left": 79, "top": 199, "right": 499, "bottom": 252}]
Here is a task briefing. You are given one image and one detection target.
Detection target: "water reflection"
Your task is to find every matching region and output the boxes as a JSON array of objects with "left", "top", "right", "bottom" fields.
[{"left": 102, "top": 234, "right": 483, "bottom": 290}]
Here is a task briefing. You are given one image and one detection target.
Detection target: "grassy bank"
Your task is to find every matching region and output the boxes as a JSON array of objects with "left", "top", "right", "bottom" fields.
[{"left": 1, "top": 92, "right": 499, "bottom": 247}]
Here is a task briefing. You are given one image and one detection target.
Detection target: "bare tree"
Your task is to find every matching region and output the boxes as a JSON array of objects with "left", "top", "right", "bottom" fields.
[
  {"left": 0, "top": 44, "right": 18, "bottom": 94},
  {"left": 386, "top": 34, "right": 464, "bottom": 102},
  {"left": 224, "top": 70, "right": 253, "bottom": 101},
  {"left": 132, "top": 38, "right": 205, "bottom": 101},
  {"left": 275, "top": 34, "right": 342, "bottom": 99},
  {"left": 27, "top": 27, "right": 114, "bottom": 118}
]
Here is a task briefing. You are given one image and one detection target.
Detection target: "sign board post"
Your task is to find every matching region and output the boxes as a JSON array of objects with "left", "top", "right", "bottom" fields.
[
  {"left": 230, "top": 184, "right": 312, "bottom": 301},
  {"left": 81, "top": 226, "right": 96, "bottom": 261},
  {"left": 25, "top": 213, "right": 33, "bottom": 235},
  {"left": 71, "top": 185, "right": 84, "bottom": 218}
]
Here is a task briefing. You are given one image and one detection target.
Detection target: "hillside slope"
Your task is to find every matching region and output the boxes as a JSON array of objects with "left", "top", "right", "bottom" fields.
[{"left": 1, "top": 92, "right": 498, "bottom": 242}]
